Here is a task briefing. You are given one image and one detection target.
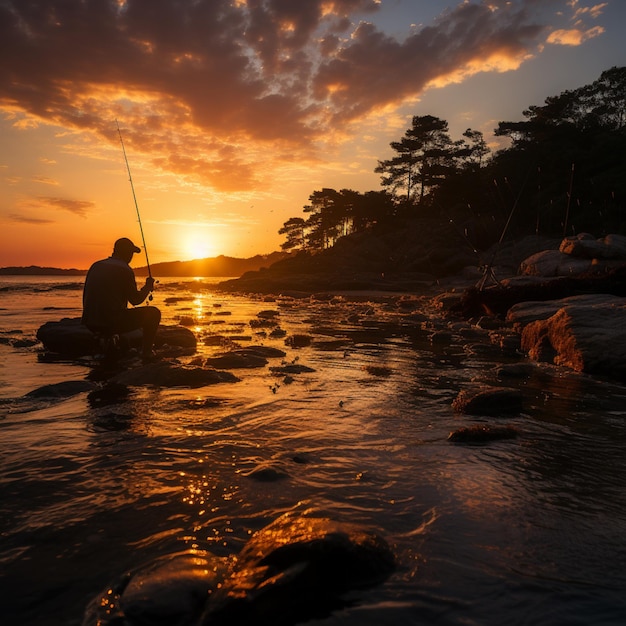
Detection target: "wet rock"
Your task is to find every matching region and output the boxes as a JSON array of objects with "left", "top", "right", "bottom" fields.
[
  {"left": 205, "top": 352, "right": 268, "bottom": 369},
  {"left": 270, "top": 364, "right": 316, "bottom": 374},
  {"left": 243, "top": 465, "right": 289, "bottom": 482},
  {"left": 521, "top": 301, "right": 626, "bottom": 378},
  {"left": 24, "top": 379, "right": 97, "bottom": 398},
  {"left": 111, "top": 362, "right": 239, "bottom": 387},
  {"left": 257, "top": 309, "right": 280, "bottom": 319},
  {"left": 84, "top": 515, "right": 395, "bottom": 626},
  {"left": 238, "top": 346, "right": 286, "bottom": 359},
  {"left": 448, "top": 424, "right": 519, "bottom": 443},
  {"left": 452, "top": 386, "right": 524, "bottom": 416},
  {"left": 495, "top": 363, "right": 538, "bottom": 378},
  {"left": 201, "top": 514, "right": 395, "bottom": 626},
  {"left": 87, "top": 382, "right": 132, "bottom": 407},
  {"left": 364, "top": 365, "right": 392, "bottom": 377},
  {"left": 36, "top": 317, "right": 197, "bottom": 357},
  {"left": 285, "top": 334, "right": 312, "bottom": 348},
  {"left": 154, "top": 326, "right": 198, "bottom": 350},
  {"left": 84, "top": 551, "right": 228, "bottom": 626}
]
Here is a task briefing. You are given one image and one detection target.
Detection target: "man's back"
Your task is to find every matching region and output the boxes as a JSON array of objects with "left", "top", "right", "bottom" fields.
[{"left": 82, "top": 257, "right": 135, "bottom": 331}]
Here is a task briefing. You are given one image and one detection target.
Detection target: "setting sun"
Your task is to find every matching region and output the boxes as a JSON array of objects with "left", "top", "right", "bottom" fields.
[{"left": 182, "top": 232, "right": 217, "bottom": 261}]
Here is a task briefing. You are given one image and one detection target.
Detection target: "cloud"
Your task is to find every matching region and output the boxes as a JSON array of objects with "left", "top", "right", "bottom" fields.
[
  {"left": 546, "top": 25, "right": 604, "bottom": 45},
  {"left": 32, "top": 176, "right": 59, "bottom": 185},
  {"left": 7, "top": 213, "right": 54, "bottom": 224},
  {"left": 0, "top": 0, "right": 603, "bottom": 190},
  {"left": 35, "top": 196, "right": 94, "bottom": 217}
]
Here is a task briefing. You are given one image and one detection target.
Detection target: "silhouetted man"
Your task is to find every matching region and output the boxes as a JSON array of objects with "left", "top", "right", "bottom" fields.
[{"left": 82, "top": 237, "right": 160, "bottom": 361}]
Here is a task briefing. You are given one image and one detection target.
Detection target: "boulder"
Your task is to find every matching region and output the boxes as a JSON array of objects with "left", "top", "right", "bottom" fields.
[
  {"left": 83, "top": 551, "right": 228, "bottom": 626},
  {"left": 452, "top": 269, "right": 626, "bottom": 319},
  {"left": 521, "top": 299, "right": 626, "bottom": 378},
  {"left": 519, "top": 249, "right": 593, "bottom": 277},
  {"left": 201, "top": 514, "right": 395, "bottom": 626},
  {"left": 36, "top": 317, "right": 197, "bottom": 357},
  {"left": 519, "top": 234, "right": 626, "bottom": 277},
  {"left": 559, "top": 233, "right": 626, "bottom": 260},
  {"left": 507, "top": 294, "right": 626, "bottom": 326},
  {"left": 83, "top": 514, "right": 395, "bottom": 626}
]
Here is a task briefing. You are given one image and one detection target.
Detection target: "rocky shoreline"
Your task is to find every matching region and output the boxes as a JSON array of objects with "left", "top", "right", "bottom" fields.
[{"left": 212, "top": 232, "right": 626, "bottom": 384}]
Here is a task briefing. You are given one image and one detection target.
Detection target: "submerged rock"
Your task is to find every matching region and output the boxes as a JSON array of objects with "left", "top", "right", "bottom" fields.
[
  {"left": 111, "top": 361, "right": 239, "bottom": 387},
  {"left": 84, "top": 514, "right": 395, "bottom": 626},
  {"left": 205, "top": 352, "right": 268, "bottom": 369},
  {"left": 25, "top": 379, "right": 97, "bottom": 398},
  {"left": 448, "top": 424, "right": 519, "bottom": 443},
  {"left": 452, "top": 386, "right": 524, "bottom": 416}
]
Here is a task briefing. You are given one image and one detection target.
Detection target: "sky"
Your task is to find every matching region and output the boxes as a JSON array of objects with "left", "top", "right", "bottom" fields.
[{"left": 1, "top": 0, "right": 624, "bottom": 270}]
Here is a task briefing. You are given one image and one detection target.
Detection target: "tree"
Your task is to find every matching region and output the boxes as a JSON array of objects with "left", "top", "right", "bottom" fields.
[
  {"left": 375, "top": 115, "right": 461, "bottom": 208},
  {"left": 461, "top": 129, "right": 489, "bottom": 169},
  {"left": 279, "top": 217, "right": 307, "bottom": 251}
]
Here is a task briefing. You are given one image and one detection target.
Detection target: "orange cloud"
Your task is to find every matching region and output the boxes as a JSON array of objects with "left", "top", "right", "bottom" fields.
[
  {"left": 547, "top": 25, "right": 605, "bottom": 46},
  {"left": 0, "top": 0, "right": 598, "bottom": 192}
]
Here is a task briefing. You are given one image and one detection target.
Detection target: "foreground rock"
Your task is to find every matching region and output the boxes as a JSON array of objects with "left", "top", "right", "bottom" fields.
[
  {"left": 36, "top": 317, "right": 197, "bottom": 357},
  {"left": 521, "top": 299, "right": 626, "bottom": 378},
  {"left": 84, "top": 514, "right": 395, "bottom": 626}
]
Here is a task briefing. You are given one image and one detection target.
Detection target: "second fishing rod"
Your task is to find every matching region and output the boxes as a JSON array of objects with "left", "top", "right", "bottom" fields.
[{"left": 116, "top": 119, "right": 155, "bottom": 300}]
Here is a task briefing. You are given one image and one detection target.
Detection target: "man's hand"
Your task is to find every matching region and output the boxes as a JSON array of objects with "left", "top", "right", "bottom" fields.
[{"left": 145, "top": 276, "right": 155, "bottom": 291}]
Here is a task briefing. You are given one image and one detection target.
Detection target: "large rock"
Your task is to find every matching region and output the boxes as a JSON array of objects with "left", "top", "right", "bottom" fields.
[
  {"left": 110, "top": 361, "right": 239, "bottom": 387},
  {"left": 36, "top": 317, "right": 197, "bottom": 357},
  {"left": 201, "top": 515, "right": 395, "bottom": 625},
  {"left": 519, "top": 234, "right": 626, "bottom": 277},
  {"left": 453, "top": 270, "right": 626, "bottom": 319},
  {"left": 507, "top": 294, "right": 626, "bottom": 326},
  {"left": 84, "top": 514, "right": 395, "bottom": 626},
  {"left": 519, "top": 249, "right": 593, "bottom": 277},
  {"left": 521, "top": 297, "right": 626, "bottom": 378},
  {"left": 559, "top": 233, "right": 626, "bottom": 260}
]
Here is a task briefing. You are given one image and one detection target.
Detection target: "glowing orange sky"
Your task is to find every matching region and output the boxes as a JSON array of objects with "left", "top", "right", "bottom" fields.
[{"left": 0, "top": 0, "right": 623, "bottom": 269}]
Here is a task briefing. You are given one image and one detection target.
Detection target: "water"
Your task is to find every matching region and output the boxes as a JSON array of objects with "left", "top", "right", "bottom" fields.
[{"left": 1, "top": 277, "right": 626, "bottom": 625}]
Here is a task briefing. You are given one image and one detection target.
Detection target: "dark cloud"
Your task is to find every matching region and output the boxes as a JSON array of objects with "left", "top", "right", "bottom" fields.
[
  {"left": 8, "top": 213, "right": 54, "bottom": 224},
  {"left": 36, "top": 197, "right": 94, "bottom": 217},
  {"left": 0, "top": 0, "right": 590, "bottom": 189}
]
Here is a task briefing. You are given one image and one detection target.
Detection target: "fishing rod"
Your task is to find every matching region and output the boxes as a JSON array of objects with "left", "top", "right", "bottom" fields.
[{"left": 115, "top": 120, "right": 154, "bottom": 299}]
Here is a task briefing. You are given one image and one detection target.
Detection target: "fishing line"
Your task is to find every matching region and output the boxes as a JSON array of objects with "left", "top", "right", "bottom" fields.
[{"left": 115, "top": 120, "right": 154, "bottom": 299}]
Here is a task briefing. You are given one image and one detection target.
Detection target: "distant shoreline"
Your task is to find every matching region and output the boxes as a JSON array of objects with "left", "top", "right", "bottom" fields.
[
  {"left": 0, "top": 266, "right": 86, "bottom": 276},
  {"left": 0, "top": 251, "right": 290, "bottom": 278}
]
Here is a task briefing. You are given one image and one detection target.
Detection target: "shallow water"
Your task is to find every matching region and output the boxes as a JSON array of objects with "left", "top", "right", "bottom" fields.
[{"left": 1, "top": 277, "right": 626, "bottom": 625}]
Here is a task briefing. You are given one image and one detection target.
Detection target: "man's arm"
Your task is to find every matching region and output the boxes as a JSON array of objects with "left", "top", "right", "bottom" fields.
[{"left": 127, "top": 275, "right": 155, "bottom": 306}]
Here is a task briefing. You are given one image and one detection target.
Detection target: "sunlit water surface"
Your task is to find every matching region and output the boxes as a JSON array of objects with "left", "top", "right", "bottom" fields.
[{"left": 1, "top": 277, "right": 625, "bottom": 625}]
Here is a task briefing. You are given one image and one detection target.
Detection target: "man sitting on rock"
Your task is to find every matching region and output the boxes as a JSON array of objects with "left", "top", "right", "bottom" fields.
[{"left": 82, "top": 237, "right": 160, "bottom": 362}]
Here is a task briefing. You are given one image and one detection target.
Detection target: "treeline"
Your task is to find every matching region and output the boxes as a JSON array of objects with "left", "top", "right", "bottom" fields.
[{"left": 280, "top": 66, "right": 626, "bottom": 252}]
